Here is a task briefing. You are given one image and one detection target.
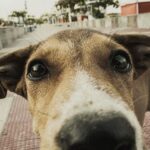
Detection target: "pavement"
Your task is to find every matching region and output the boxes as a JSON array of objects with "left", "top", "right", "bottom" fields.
[
  {"left": 0, "top": 24, "right": 150, "bottom": 149},
  {"left": 0, "top": 93, "right": 40, "bottom": 150},
  {"left": 0, "top": 24, "right": 67, "bottom": 53},
  {"left": 0, "top": 97, "right": 13, "bottom": 134}
]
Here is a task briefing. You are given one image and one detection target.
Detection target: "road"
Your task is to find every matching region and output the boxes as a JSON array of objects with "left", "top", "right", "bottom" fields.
[
  {"left": 0, "top": 24, "right": 150, "bottom": 150},
  {"left": 0, "top": 24, "right": 68, "bottom": 52}
]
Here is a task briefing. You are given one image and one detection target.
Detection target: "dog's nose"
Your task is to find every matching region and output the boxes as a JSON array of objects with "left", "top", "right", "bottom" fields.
[{"left": 56, "top": 114, "right": 136, "bottom": 150}]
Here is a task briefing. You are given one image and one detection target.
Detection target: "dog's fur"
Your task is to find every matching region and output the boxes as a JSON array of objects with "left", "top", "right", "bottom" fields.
[{"left": 0, "top": 29, "right": 150, "bottom": 150}]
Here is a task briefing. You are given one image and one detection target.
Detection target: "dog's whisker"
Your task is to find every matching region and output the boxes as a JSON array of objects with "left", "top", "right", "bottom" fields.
[
  {"left": 36, "top": 109, "right": 51, "bottom": 117},
  {"left": 133, "top": 94, "right": 149, "bottom": 104}
]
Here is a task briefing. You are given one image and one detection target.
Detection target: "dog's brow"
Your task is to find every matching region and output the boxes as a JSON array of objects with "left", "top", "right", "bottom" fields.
[{"left": 54, "top": 29, "right": 93, "bottom": 42}]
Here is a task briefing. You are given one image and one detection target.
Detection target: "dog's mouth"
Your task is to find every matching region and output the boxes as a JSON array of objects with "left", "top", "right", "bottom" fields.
[
  {"left": 56, "top": 113, "right": 137, "bottom": 150},
  {"left": 67, "top": 143, "right": 133, "bottom": 150}
]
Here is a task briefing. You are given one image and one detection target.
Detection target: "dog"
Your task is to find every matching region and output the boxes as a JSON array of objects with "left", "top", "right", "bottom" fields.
[{"left": 0, "top": 29, "right": 149, "bottom": 150}]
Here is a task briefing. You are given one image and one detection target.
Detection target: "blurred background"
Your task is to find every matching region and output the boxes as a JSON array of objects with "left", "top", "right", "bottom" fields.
[{"left": 0, "top": 0, "right": 150, "bottom": 150}]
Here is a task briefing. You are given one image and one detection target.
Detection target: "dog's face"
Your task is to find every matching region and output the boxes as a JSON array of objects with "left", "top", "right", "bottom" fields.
[{"left": 0, "top": 29, "right": 150, "bottom": 150}]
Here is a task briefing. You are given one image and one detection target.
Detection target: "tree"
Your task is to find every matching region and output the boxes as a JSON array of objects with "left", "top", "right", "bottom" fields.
[
  {"left": 19, "top": 11, "right": 27, "bottom": 23},
  {"left": 10, "top": 11, "right": 27, "bottom": 24},
  {"left": 41, "top": 13, "right": 50, "bottom": 23},
  {"left": 56, "top": 0, "right": 119, "bottom": 13},
  {"left": 25, "top": 15, "right": 36, "bottom": 25},
  {"left": 92, "top": 0, "right": 119, "bottom": 9},
  {"left": 90, "top": 0, "right": 119, "bottom": 18},
  {"left": 36, "top": 18, "right": 44, "bottom": 25},
  {"left": 56, "top": 0, "right": 85, "bottom": 12},
  {"left": 0, "top": 18, "right": 4, "bottom": 26},
  {"left": 11, "top": 11, "right": 21, "bottom": 23}
]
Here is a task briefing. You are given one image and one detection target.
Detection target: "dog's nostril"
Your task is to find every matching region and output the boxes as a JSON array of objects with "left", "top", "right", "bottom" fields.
[
  {"left": 56, "top": 114, "right": 136, "bottom": 150},
  {"left": 69, "top": 142, "right": 134, "bottom": 150}
]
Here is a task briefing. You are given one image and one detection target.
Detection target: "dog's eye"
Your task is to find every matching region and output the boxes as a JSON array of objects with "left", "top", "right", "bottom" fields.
[
  {"left": 110, "top": 50, "right": 132, "bottom": 73},
  {"left": 27, "top": 61, "right": 48, "bottom": 81}
]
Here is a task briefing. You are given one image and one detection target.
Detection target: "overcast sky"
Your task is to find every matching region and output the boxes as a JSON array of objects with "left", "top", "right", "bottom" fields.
[
  {"left": 0, "top": 0, "right": 142, "bottom": 19},
  {"left": 0, "top": 0, "right": 57, "bottom": 19}
]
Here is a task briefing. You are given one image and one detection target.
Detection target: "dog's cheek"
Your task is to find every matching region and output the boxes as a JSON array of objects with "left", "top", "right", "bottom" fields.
[
  {"left": 32, "top": 117, "right": 39, "bottom": 135},
  {"left": 40, "top": 119, "right": 63, "bottom": 150},
  {"left": 33, "top": 113, "right": 49, "bottom": 136},
  {"left": 27, "top": 95, "right": 52, "bottom": 137},
  {"left": 26, "top": 80, "right": 53, "bottom": 114},
  {"left": 26, "top": 82, "right": 50, "bottom": 100}
]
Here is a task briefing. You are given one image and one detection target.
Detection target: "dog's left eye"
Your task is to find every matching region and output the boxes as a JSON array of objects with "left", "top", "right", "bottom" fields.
[
  {"left": 110, "top": 50, "right": 132, "bottom": 73},
  {"left": 27, "top": 61, "right": 48, "bottom": 81}
]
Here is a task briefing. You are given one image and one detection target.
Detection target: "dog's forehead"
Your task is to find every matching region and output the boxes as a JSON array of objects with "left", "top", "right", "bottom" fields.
[
  {"left": 54, "top": 29, "right": 93, "bottom": 41},
  {"left": 52, "top": 29, "right": 119, "bottom": 49},
  {"left": 30, "top": 29, "right": 126, "bottom": 63}
]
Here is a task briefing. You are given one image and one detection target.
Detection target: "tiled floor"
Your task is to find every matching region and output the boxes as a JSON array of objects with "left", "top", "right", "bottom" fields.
[
  {"left": 143, "top": 112, "right": 150, "bottom": 149},
  {"left": 0, "top": 93, "right": 150, "bottom": 150},
  {"left": 0, "top": 94, "right": 40, "bottom": 150}
]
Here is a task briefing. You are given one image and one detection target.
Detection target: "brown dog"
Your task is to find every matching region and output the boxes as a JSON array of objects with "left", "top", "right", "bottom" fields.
[{"left": 0, "top": 29, "right": 150, "bottom": 150}]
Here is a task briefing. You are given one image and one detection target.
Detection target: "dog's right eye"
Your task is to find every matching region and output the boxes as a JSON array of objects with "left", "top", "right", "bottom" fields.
[
  {"left": 27, "top": 61, "right": 48, "bottom": 81},
  {"left": 110, "top": 50, "right": 132, "bottom": 73}
]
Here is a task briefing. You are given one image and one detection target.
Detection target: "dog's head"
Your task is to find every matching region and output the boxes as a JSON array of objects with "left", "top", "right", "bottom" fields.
[{"left": 0, "top": 29, "right": 150, "bottom": 150}]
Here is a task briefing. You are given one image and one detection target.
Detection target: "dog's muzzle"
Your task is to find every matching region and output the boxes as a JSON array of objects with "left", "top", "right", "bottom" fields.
[{"left": 56, "top": 113, "right": 136, "bottom": 150}]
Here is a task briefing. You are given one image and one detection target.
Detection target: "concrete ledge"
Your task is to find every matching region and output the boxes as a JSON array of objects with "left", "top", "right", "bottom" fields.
[
  {"left": 71, "top": 13, "right": 150, "bottom": 29},
  {"left": 138, "top": 13, "right": 150, "bottom": 28},
  {"left": 0, "top": 27, "right": 27, "bottom": 49}
]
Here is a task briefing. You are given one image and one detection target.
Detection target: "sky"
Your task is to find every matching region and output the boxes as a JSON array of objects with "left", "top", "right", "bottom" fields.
[
  {"left": 0, "top": 0, "right": 146, "bottom": 19},
  {"left": 0, "top": 0, "right": 57, "bottom": 19}
]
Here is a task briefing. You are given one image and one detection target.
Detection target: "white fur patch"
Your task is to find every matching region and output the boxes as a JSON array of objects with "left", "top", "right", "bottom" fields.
[{"left": 46, "top": 70, "right": 143, "bottom": 150}]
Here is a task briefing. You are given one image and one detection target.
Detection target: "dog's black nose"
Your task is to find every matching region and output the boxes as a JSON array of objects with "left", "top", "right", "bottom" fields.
[{"left": 56, "top": 114, "right": 136, "bottom": 150}]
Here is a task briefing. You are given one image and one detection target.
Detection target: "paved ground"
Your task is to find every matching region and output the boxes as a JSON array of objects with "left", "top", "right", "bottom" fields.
[
  {"left": 0, "top": 24, "right": 67, "bottom": 53},
  {"left": 0, "top": 24, "right": 150, "bottom": 149},
  {"left": 144, "top": 112, "right": 150, "bottom": 149},
  {"left": 0, "top": 97, "right": 13, "bottom": 134},
  {"left": 0, "top": 93, "right": 40, "bottom": 150}
]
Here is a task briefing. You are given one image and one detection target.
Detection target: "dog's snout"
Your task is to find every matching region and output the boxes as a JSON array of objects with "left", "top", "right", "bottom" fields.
[{"left": 56, "top": 114, "right": 136, "bottom": 150}]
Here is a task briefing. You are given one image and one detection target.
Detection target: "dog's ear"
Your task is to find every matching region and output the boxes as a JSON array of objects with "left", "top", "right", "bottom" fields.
[
  {"left": 0, "top": 45, "right": 39, "bottom": 99},
  {"left": 113, "top": 34, "right": 150, "bottom": 79}
]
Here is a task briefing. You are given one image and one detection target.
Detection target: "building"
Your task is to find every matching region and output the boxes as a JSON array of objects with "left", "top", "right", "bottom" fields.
[{"left": 121, "top": 0, "right": 150, "bottom": 16}]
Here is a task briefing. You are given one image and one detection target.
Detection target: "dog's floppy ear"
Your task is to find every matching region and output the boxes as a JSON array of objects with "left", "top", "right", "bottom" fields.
[
  {"left": 0, "top": 45, "right": 38, "bottom": 99},
  {"left": 113, "top": 34, "right": 150, "bottom": 79}
]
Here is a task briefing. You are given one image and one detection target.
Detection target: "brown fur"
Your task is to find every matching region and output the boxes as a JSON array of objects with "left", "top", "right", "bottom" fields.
[{"left": 0, "top": 29, "right": 150, "bottom": 150}]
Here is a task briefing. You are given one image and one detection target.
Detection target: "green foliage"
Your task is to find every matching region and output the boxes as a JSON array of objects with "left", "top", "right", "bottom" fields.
[
  {"left": 56, "top": 0, "right": 119, "bottom": 12},
  {"left": 0, "top": 18, "right": 4, "bottom": 24},
  {"left": 9, "top": 10, "right": 45, "bottom": 25},
  {"left": 93, "top": 9, "right": 104, "bottom": 18},
  {"left": 36, "top": 18, "right": 44, "bottom": 25},
  {"left": 10, "top": 11, "right": 27, "bottom": 23},
  {"left": 92, "top": 0, "right": 119, "bottom": 8},
  {"left": 11, "top": 11, "right": 27, "bottom": 18},
  {"left": 25, "top": 16, "right": 35, "bottom": 25},
  {"left": 56, "top": 0, "right": 85, "bottom": 11}
]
